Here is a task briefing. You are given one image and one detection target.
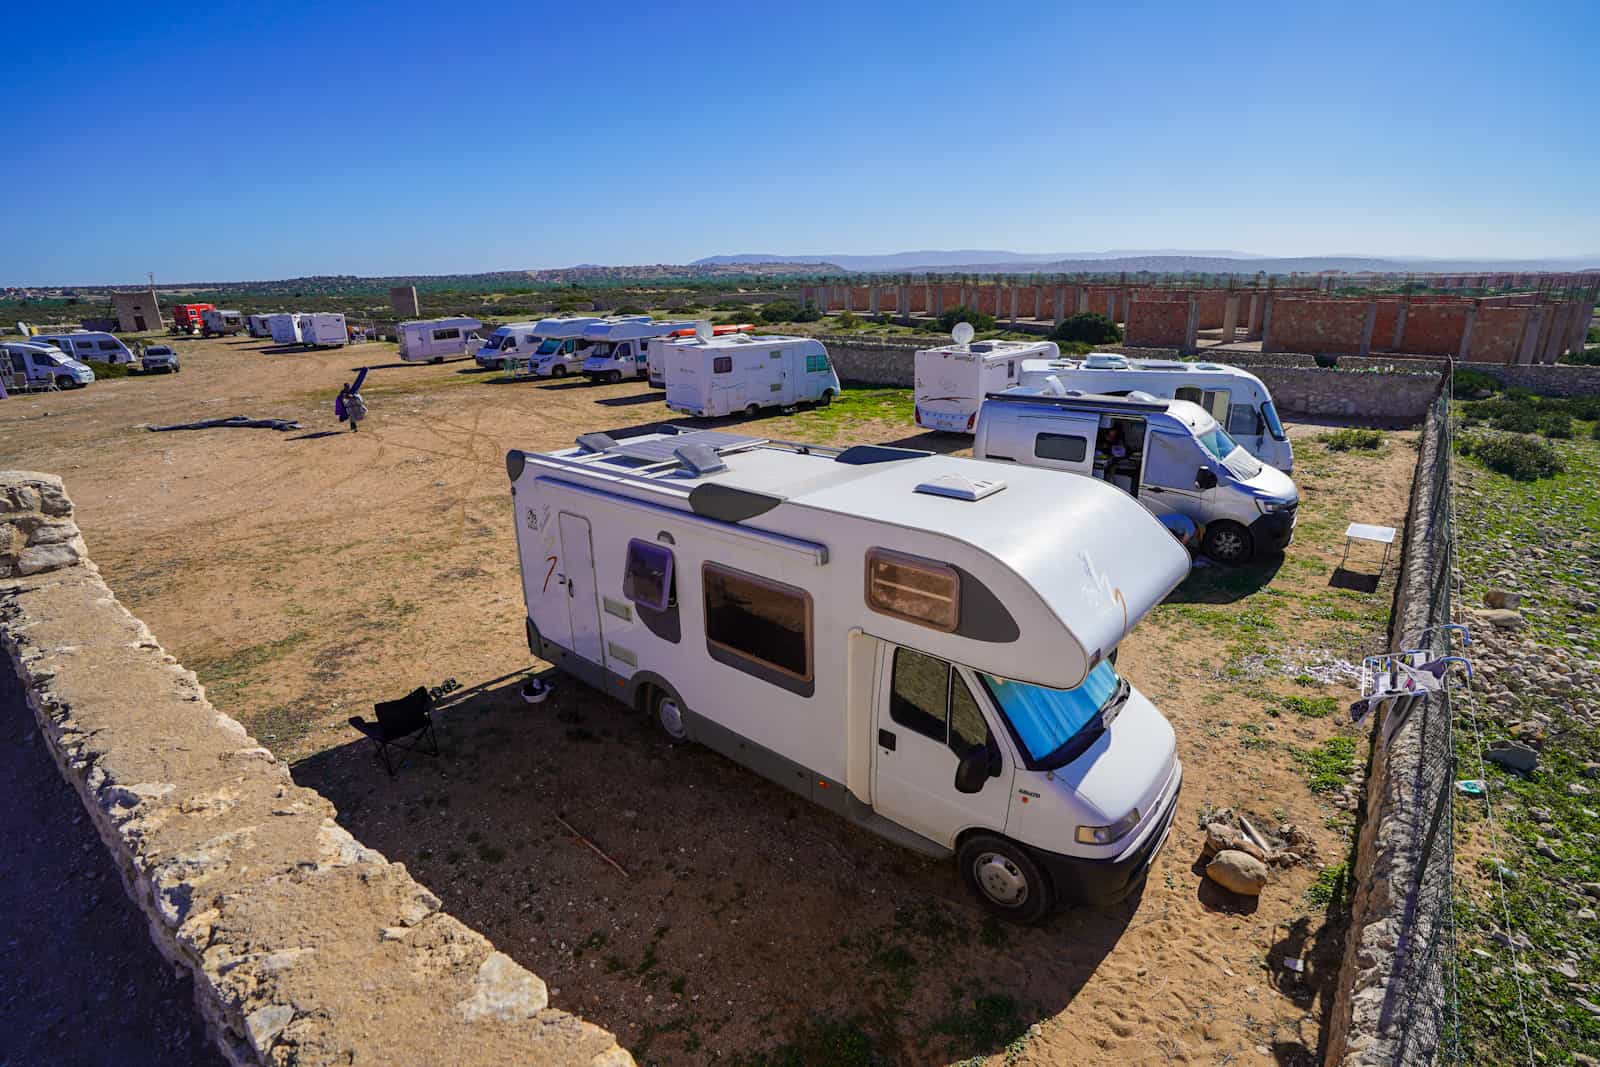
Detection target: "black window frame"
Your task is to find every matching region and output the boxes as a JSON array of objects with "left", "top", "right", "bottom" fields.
[
  {"left": 702, "top": 562, "right": 813, "bottom": 687},
  {"left": 1034, "top": 432, "right": 1088, "bottom": 463}
]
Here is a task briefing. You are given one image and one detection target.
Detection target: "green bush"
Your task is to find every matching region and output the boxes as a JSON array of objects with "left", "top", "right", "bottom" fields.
[
  {"left": 1562, "top": 347, "right": 1600, "bottom": 366},
  {"left": 1591, "top": 420, "right": 1600, "bottom": 441},
  {"left": 936, "top": 305, "right": 995, "bottom": 332},
  {"left": 84, "top": 360, "right": 130, "bottom": 379},
  {"left": 611, "top": 304, "right": 645, "bottom": 315},
  {"left": 1319, "top": 428, "right": 1384, "bottom": 451},
  {"left": 832, "top": 311, "right": 863, "bottom": 331},
  {"left": 759, "top": 300, "right": 821, "bottom": 324},
  {"left": 1539, "top": 412, "right": 1573, "bottom": 439},
  {"left": 1457, "top": 432, "right": 1565, "bottom": 481},
  {"left": 1050, "top": 312, "right": 1122, "bottom": 346},
  {"left": 1451, "top": 368, "right": 1501, "bottom": 398}
]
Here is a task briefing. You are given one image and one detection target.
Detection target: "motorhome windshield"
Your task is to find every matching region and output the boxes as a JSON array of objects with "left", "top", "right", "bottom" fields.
[
  {"left": 980, "top": 660, "right": 1128, "bottom": 769},
  {"left": 1196, "top": 424, "right": 1239, "bottom": 463},
  {"left": 587, "top": 342, "right": 618, "bottom": 358},
  {"left": 535, "top": 338, "right": 563, "bottom": 356},
  {"left": 1262, "top": 401, "right": 1287, "bottom": 441}
]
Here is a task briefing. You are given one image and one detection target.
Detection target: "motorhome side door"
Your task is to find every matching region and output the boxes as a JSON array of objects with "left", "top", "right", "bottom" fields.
[
  {"left": 1140, "top": 429, "right": 1210, "bottom": 524},
  {"left": 873, "top": 647, "right": 1012, "bottom": 846},
  {"left": 557, "top": 513, "right": 605, "bottom": 665}
]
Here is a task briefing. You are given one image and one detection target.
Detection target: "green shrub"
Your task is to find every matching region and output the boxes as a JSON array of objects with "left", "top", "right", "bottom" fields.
[
  {"left": 611, "top": 305, "right": 645, "bottom": 315},
  {"left": 1562, "top": 347, "right": 1600, "bottom": 367},
  {"left": 84, "top": 360, "right": 130, "bottom": 379},
  {"left": 936, "top": 305, "right": 995, "bottom": 332},
  {"left": 1591, "top": 420, "right": 1600, "bottom": 441},
  {"left": 1050, "top": 312, "right": 1122, "bottom": 346},
  {"left": 1319, "top": 428, "right": 1384, "bottom": 451},
  {"left": 1451, "top": 368, "right": 1501, "bottom": 398},
  {"left": 833, "top": 311, "right": 863, "bottom": 330},
  {"left": 759, "top": 300, "right": 822, "bottom": 324},
  {"left": 1539, "top": 412, "right": 1573, "bottom": 439},
  {"left": 1457, "top": 432, "right": 1565, "bottom": 481}
]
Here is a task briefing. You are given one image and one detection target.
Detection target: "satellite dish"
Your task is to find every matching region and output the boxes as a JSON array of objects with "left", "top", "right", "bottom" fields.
[
  {"left": 694, "top": 319, "right": 712, "bottom": 340},
  {"left": 951, "top": 321, "right": 975, "bottom": 346}
]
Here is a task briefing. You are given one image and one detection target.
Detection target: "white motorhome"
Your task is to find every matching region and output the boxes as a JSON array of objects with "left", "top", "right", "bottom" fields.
[
  {"left": 1018, "top": 354, "right": 1293, "bottom": 471},
  {"left": 2, "top": 341, "right": 95, "bottom": 389},
  {"left": 474, "top": 317, "right": 617, "bottom": 374},
  {"left": 508, "top": 428, "right": 1189, "bottom": 917},
  {"left": 398, "top": 317, "right": 484, "bottom": 363},
  {"left": 299, "top": 313, "right": 348, "bottom": 348},
  {"left": 267, "top": 313, "right": 305, "bottom": 345},
  {"left": 647, "top": 322, "right": 755, "bottom": 388},
  {"left": 247, "top": 314, "right": 274, "bottom": 338},
  {"left": 201, "top": 309, "right": 245, "bottom": 337},
  {"left": 914, "top": 334, "right": 1058, "bottom": 434},
  {"left": 28, "top": 331, "right": 134, "bottom": 365},
  {"left": 580, "top": 319, "right": 695, "bottom": 383},
  {"left": 664, "top": 334, "right": 840, "bottom": 417},
  {"left": 973, "top": 387, "right": 1299, "bottom": 565}
]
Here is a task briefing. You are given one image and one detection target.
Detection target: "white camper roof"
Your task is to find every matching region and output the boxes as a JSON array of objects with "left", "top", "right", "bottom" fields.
[
  {"left": 531, "top": 316, "right": 610, "bottom": 338},
  {"left": 665, "top": 332, "right": 816, "bottom": 352},
  {"left": 995, "top": 386, "right": 1217, "bottom": 434},
  {"left": 1022, "top": 354, "right": 1266, "bottom": 383},
  {"left": 581, "top": 319, "right": 695, "bottom": 342},
  {"left": 400, "top": 316, "right": 483, "bottom": 331},
  {"left": 511, "top": 428, "right": 1189, "bottom": 688},
  {"left": 918, "top": 338, "right": 1059, "bottom": 363}
]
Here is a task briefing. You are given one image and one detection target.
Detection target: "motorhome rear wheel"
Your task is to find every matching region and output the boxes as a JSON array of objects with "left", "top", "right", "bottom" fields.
[
  {"left": 957, "top": 835, "right": 1052, "bottom": 923},
  {"left": 816, "top": 389, "right": 834, "bottom": 407},
  {"left": 1202, "top": 521, "right": 1253, "bottom": 564},
  {"left": 744, "top": 403, "right": 760, "bottom": 417}
]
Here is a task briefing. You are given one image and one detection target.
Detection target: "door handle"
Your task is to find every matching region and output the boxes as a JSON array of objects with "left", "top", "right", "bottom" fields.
[
  {"left": 878, "top": 729, "right": 896, "bottom": 751},
  {"left": 1146, "top": 486, "right": 1166, "bottom": 494}
]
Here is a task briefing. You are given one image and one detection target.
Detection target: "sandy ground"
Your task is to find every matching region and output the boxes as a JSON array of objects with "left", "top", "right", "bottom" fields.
[{"left": 1, "top": 336, "right": 1419, "bottom": 1065}]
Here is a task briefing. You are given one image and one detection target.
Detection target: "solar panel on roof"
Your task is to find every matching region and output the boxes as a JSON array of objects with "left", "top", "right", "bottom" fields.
[{"left": 605, "top": 429, "right": 767, "bottom": 463}]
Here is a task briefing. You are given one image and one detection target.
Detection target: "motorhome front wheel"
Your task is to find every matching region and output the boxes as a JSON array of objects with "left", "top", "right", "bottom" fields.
[{"left": 957, "top": 835, "right": 1051, "bottom": 922}]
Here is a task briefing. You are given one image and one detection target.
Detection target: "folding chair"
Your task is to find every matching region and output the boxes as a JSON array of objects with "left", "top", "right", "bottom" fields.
[{"left": 348, "top": 686, "right": 439, "bottom": 777}]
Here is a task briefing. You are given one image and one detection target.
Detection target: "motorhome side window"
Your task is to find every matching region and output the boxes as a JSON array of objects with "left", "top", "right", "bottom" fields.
[
  {"left": 713, "top": 356, "right": 733, "bottom": 374},
  {"left": 623, "top": 540, "right": 674, "bottom": 612},
  {"left": 806, "top": 353, "right": 829, "bottom": 373},
  {"left": 703, "top": 564, "right": 812, "bottom": 682},
  {"left": 889, "top": 649, "right": 996, "bottom": 764},
  {"left": 432, "top": 328, "right": 460, "bottom": 341},
  {"left": 865, "top": 549, "right": 959, "bottom": 632},
  {"left": 1034, "top": 433, "right": 1087, "bottom": 463}
]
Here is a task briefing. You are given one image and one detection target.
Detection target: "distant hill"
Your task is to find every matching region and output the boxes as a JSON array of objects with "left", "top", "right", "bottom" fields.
[{"left": 695, "top": 249, "right": 1600, "bottom": 275}]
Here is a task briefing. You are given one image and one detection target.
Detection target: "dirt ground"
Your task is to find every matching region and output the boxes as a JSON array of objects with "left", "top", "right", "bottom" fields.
[{"left": 1, "top": 335, "right": 1420, "bottom": 1065}]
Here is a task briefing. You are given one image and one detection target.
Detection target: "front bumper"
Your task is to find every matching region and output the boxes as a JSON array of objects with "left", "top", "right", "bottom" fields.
[
  {"left": 1249, "top": 506, "right": 1298, "bottom": 553},
  {"left": 1027, "top": 764, "right": 1182, "bottom": 907}
]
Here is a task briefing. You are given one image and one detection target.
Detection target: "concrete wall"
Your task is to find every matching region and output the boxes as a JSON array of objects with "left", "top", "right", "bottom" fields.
[
  {"left": 0, "top": 472, "right": 633, "bottom": 1067},
  {"left": 111, "top": 290, "right": 163, "bottom": 333}
]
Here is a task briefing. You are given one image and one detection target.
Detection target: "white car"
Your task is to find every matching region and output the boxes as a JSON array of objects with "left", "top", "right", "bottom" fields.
[{"left": 141, "top": 345, "right": 181, "bottom": 374}]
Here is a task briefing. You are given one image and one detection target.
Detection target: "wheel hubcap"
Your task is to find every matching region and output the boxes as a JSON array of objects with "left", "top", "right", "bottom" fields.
[
  {"left": 1214, "top": 531, "right": 1243, "bottom": 558},
  {"left": 974, "top": 852, "right": 1029, "bottom": 907},
  {"left": 658, "top": 698, "right": 685, "bottom": 739}
]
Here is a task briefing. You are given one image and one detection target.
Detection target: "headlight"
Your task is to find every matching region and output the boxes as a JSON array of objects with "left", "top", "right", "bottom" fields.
[
  {"left": 1076, "top": 808, "right": 1141, "bottom": 846},
  {"left": 1257, "top": 498, "right": 1295, "bottom": 515}
]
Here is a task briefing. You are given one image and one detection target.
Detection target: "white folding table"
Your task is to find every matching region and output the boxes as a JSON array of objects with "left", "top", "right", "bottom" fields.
[{"left": 1341, "top": 522, "right": 1397, "bottom": 574}]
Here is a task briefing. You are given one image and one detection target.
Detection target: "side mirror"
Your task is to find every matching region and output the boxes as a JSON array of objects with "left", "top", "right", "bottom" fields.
[
  {"left": 954, "top": 746, "right": 990, "bottom": 794},
  {"left": 1195, "top": 468, "right": 1218, "bottom": 490}
]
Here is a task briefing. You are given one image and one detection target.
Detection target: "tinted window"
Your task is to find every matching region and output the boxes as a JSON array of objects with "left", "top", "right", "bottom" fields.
[
  {"left": 806, "top": 352, "right": 830, "bottom": 373},
  {"left": 866, "top": 549, "right": 959, "bottom": 631},
  {"left": 713, "top": 356, "right": 733, "bottom": 374},
  {"left": 703, "top": 564, "right": 811, "bottom": 681},
  {"left": 99, "top": 340, "right": 122, "bottom": 351},
  {"left": 1034, "top": 433, "right": 1087, "bottom": 463},
  {"left": 623, "top": 540, "right": 673, "bottom": 612},
  {"left": 432, "top": 328, "right": 461, "bottom": 341}
]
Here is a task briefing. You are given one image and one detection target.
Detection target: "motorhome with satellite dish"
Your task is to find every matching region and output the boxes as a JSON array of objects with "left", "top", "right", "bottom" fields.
[
  {"left": 913, "top": 326, "right": 1058, "bottom": 434},
  {"left": 647, "top": 322, "right": 755, "bottom": 388},
  {"left": 1018, "top": 353, "right": 1293, "bottom": 470},
  {"left": 247, "top": 314, "right": 274, "bottom": 338},
  {"left": 267, "top": 313, "right": 306, "bottom": 345},
  {"left": 200, "top": 309, "right": 245, "bottom": 337},
  {"left": 507, "top": 427, "right": 1188, "bottom": 917},
  {"left": 579, "top": 319, "right": 696, "bottom": 383},
  {"left": 973, "top": 386, "right": 1299, "bottom": 565},
  {"left": 398, "top": 316, "right": 484, "bottom": 363},
  {"left": 663, "top": 332, "right": 839, "bottom": 417},
  {"left": 299, "top": 312, "right": 348, "bottom": 348}
]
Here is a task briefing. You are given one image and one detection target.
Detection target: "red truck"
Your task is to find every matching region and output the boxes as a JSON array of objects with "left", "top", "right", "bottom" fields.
[{"left": 170, "top": 303, "right": 215, "bottom": 334}]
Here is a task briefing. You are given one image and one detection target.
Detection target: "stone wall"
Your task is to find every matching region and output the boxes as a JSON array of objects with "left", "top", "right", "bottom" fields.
[{"left": 0, "top": 472, "right": 633, "bottom": 1067}]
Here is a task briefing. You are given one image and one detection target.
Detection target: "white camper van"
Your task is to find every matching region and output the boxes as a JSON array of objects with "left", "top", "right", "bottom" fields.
[
  {"left": 647, "top": 323, "right": 755, "bottom": 388},
  {"left": 508, "top": 428, "right": 1188, "bottom": 917},
  {"left": 475, "top": 317, "right": 618, "bottom": 374},
  {"left": 1019, "top": 354, "right": 1293, "bottom": 471},
  {"left": 2, "top": 341, "right": 96, "bottom": 389},
  {"left": 201, "top": 309, "right": 245, "bottom": 337},
  {"left": 973, "top": 388, "right": 1299, "bottom": 565},
  {"left": 299, "top": 313, "right": 348, "bottom": 348},
  {"left": 580, "top": 319, "right": 695, "bottom": 383},
  {"left": 914, "top": 333, "right": 1058, "bottom": 434},
  {"left": 28, "top": 331, "right": 134, "bottom": 366},
  {"left": 268, "top": 313, "right": 305, "bottom": 345},
  {"left": 664, "top": 334, "right": 840, "bottom": 417},
  {"left": 247, "top": 314, "right": 274, "bottom": 338},
  {"left": 398, "top": 317, "right": 483, "bottom": 363}
]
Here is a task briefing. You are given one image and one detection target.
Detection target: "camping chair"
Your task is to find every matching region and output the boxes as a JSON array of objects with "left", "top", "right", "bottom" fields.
[{"left": 348, "top": 686, "right": 439, "bottom": 777}]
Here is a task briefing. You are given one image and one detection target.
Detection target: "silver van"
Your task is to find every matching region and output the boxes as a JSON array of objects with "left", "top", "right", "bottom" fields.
[
  {"left": 3, "top": 342, "right": 96, "bottom": 390},
  {"left": 973, "top": 388, "right": 1299, "bottom": 564}
]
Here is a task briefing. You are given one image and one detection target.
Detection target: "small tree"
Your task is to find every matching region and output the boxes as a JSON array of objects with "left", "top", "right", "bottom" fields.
[
  {"left": 937, "top": 306, "right": 995, "bottom": 332},
  {"left": 1051, "top": 312, "right": 1121, "bottom": 346}
]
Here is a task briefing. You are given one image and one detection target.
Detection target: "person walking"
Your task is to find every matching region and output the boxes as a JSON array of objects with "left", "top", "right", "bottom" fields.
[{"left": 336, "top": 367, "right": 370, "bottom": 433}]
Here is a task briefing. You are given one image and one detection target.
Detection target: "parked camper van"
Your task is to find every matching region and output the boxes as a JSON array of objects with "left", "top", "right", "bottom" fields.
[
  {"left": 247, "top": 314, "right": 274, "bottom": 338},
  {"left": 201, "top": 309, "right": 245, "bottom": 337},
  {"left": 914, "top": 333, "right": 1058, "bottom": 434},
  {"left": 1018, "top": 354, "right": 1293, "bottom": 471},
  {"left": 580, "top": 319, "right": 695, "bottom": 383},
  {"left": 398, "top": 317, "right": 483, "bottom": 363},
  {"left": 28, "top": 331, "right": 134, "bottom": 366},
  {"left": 508, "top": 428, "right": 1189, "bottom": 917},
  {"left": 299, "top": 313, "right": 347, "bottom": 348},
  {"left": 267, "top": 313, "right": 305, "bottom": 345},
  {"left": 647, "top": 323, "right": 755, "bottom": 388},
  {"left": 664, "top": 334, "right": 839, "bottom": 417},
  {"left": 2, "top": 341, "right": 95, "bottom": 389},
  {"left": 973, "top": 387, "right": 1299, "bottom": 564}
]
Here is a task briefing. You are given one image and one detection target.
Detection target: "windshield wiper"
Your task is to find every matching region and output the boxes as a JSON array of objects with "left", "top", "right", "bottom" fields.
[{"left": 1099, "top": 677, "right": 1131, "bottom": 725}]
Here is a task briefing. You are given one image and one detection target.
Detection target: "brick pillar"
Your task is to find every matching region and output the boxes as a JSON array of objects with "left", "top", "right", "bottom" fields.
[
  {"left": 1106, "top": 293, "right": 1116, "bottom": 322},
  {"left": 1182, "top": 296, "right": 1200, "bottom": 354},
  {"left": 1246, "top": 294, "right": 1263, "bottom": 340},
  {"left": 1359, "top": 300, "right": 1378, "bottom": 356},
  {"left": 1009, "top": 286, "right": 1018, "bottom": 325},
  {"left": 1260, "top": 296, "right": 1275, "bottom": 353},
  {"left": 1220, "top": 296, "right": 1240, "bottom": 345},
  {"left": 1033, "top": 286, "right": 1044, "bottom": 320},
  {"left": 1392, "top": 303, "right": 1409, "bottom": 351},
  {"left": 1076, "top": 287, "right": 1089, "bottom": 315},
  {"left": 898, "top": 285, "right": 909, "bottom": 320},
  {"left": 933, "top": 286, "right": 944, "bottom": 317},
  {"left": 1542, "top": 303, "right": 1572, "bottom": 363},
  {"left": 869, "top": 287, "right": 880, "bottom": 316},
  {"left": 1457, "top": 302, "right": 1479, "bottom": 361},
  {"left": 1515, "top": 307, "right": 1545, "bottom": 365},
  {"left": 1564, "top": 300, "right": 1591, "bottom": 356}
]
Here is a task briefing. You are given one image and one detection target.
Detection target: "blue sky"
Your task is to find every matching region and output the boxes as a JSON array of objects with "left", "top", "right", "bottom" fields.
[{"left": 4, "top": 0, "right": 1595, "bottom": 284}]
